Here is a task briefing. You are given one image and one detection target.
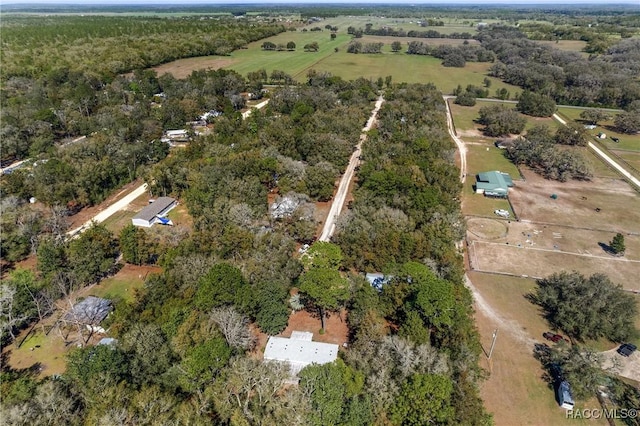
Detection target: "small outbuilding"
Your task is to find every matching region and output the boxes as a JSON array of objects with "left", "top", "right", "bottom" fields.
[
  {"left": 365, "top": 273, "right": 393, "bottom": 292},
  {"left": 263, "top": 331, "right": 338, "bottom": 376},
  {"left": 475, "top": 171, "right": 514, "bottom": 198},
  {"left": 63, "top": 296, "right": 113, "bottom": 333},
  {"left": 132, "top": 197, "right": 176, "bottom": 227}
]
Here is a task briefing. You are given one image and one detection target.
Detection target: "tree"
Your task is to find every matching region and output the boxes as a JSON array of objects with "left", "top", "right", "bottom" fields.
[
  {"left": 477, "top": 105, "right": 526, "bottom": 136},
  {"left": 517, "top": 91, "right": 556, "bottom": 117},
  {"left": 554, "top": 123, "right": 588, "bottom": 146},
  {"left": 390, "top": 374, "right": 454, "bottom": 426},
  {"left": 119, "top": 224, "right": 152, "bottom": 265},
  {"left": 180, "top": 337, "right": 231, "bottom": 390},
  {"left": 66, "top": 344, "right": 129, "bottom": 387},
  {"left": 609, "top": 233, "right": 625, "bottom": 255},
  {"left": 67, "top": 223, "right": 118, "bottom": 285},
  {"left": 301, "top": 241, "right": 344, "bottom": 270},
  {"left": 614, "top": 110, "right": 640, "bottom": 134},
  {"left": 442, "top": 53, "right": 466, "bottom": 68},
  {"left": 391, "top": 41, "right": 403, "bottom": 52},
  {"left": 298, "top": 268, "right": 349, "bottom": 331},
  {"left": 195, "top": 263, "right": 250, "bottom": 312},
  {"left": 261, "top": 41, "right": 276, "bottom": 51},
  {"left": 121, "top": 323, "right": 174, "bottom": 386},
  {"left": 580, "top": 109, "right": 610, "bottom": 125},
  {"left": 454, "top": 92, "right": 476, "bottom": 107},
  {"left": 532, "top": 271, "right": 638, "bottom": 341},
  {"left": 286, "top": 41, "right": 296, "bottom": 51},
  {"left": 209, "top": 306, "right": 255, "bottom": 350}
]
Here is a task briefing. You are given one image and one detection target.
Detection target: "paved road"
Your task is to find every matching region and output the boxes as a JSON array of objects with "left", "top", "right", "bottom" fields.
[
  {"left": 318, "top": 95, "right": 385, "bottom": 242},
  {"left": 68, "top": 101, "right": 271, "bottom": 238},
  {"left": 553, "top": 113, "right": 640, "bottom": 189}
]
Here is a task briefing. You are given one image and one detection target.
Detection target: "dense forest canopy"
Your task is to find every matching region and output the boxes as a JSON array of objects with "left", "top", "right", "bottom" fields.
[{"left": 0, "top": 78, "right": 491, "bottom": 425}]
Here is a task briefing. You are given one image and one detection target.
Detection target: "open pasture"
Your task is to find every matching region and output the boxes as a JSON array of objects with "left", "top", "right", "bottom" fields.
[
  {"left": 152, "top": 23, "right": 520, "bottom": 93},
  {"left": 556, "top": 107, "right": 639, "bottom": 152},
  {"left": 469, "top": 239, "right": 640, "bottom": 291},
  {"left": 509, "top": 168, "right": 640, "bottom": 233}
]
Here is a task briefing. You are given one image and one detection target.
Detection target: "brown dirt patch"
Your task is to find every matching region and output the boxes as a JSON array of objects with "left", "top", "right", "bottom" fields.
[
  {"left": 151, "top": 57, "right": 237, "bottom": 79},
  {"left": 467, "top": 217, "right": 508, "bottom": 240},
  {"left": 469, "top": 240, "right": 640, "bottom": 291},
  {"left": 510, "top": 168, "right": 640, "bottom": 233},
  {"left": 279, "top": 308, "right": 349, "bottom": 346}
]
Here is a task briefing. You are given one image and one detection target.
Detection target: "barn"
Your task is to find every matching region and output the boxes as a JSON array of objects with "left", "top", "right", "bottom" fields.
[
  {"left": 475, "top": 171, "right": 514, "bottom": 198},
  {"left": 132, "top": 197, "right": 177, "bottom": 227}
]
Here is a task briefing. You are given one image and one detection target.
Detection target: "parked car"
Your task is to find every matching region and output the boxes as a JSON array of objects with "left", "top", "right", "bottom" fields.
[
  {"left": 494, "top": 209, "right": 510, "bottom": 218},
  {"left": 617, "top": 343, "right": 637, "bottom": 357},
  {"left": 543, "top": 332, "right": 568, "bottom": 343}
]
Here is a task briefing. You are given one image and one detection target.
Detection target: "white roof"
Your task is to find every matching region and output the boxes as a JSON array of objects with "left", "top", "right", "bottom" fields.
[{"left": 263, "top": 335, "right": 338, "bottom": 375}]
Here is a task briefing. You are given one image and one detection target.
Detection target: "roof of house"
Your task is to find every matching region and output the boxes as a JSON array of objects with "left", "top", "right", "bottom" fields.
[
  {"left": 476, "top": 171, "right": 513, "bottom": 192},
  {"left": 64, "top": 296, "right": 113, "bottom": 325},
  {"left": 133, "top": 197, "right": 176, "bottom": 222},
  {"left": 264, "top": 333, "right": 339, "bottom": 375}
]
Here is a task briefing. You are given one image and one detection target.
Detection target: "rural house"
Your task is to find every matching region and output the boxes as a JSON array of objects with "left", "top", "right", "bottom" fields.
[
  {"left": 132, "top": 197, "right": 177, "bottom": 227},
  {"left": 63, "top": 296, "right": 113, "bottom": 334},
  {"left": 475, "top": 171, "right": 514, "bottom": 198},
  {"left": 263, "top": 331, "right": 338, "bottom": 375}
]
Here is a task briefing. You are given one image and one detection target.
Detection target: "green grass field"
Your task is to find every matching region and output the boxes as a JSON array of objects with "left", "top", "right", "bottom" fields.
[
  {"left": 556, "top": 107, "right": 639, "bottom": 152},
  {"left": 461, "top": 144, "right": 519, "bottom": 217}
]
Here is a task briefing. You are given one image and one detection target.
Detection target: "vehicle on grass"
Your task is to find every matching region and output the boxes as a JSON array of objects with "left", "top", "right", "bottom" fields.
[
  {"left": 543, "top": 332, "right": 568, "bottom": 343},
  {"left": 557, "top": 380, "right": 575, "bottom": 410},
  {"left": 617, "top": 343, "right": 637, "bottom": 357},
  {"left": 494, "top": 209, "right": 510, "bottom": 218}
]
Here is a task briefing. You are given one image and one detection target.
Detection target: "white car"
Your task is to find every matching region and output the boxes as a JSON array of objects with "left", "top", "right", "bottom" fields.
[{"left": 494, "top": 209, "right": 510, "bottom": 218}]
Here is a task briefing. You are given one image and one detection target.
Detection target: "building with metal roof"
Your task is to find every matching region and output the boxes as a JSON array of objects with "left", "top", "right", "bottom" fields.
[
  {"left": 263, "top": 331, "right": 338, "bottom": 375},
  {"left": 475, "top": 171, "right": 514, "bottom": 198},
  {"left": 132, "top": 197, "right": 176, "bottom": 227},
  {"left": 63, "top": 296, "right": 113, "bottom": 333}
]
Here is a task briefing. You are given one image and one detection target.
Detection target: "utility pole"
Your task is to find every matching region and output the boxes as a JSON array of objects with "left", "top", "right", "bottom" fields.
[{"left": 488, "top": 329, "right": 498, "bottom": 360}]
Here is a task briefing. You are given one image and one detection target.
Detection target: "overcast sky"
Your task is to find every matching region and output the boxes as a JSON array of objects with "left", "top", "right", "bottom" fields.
[{"left": 2, "top": 0, "right": 639, "bottom": 5}]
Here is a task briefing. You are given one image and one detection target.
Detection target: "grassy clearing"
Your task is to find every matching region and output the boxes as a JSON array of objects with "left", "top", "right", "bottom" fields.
[
  {"left": 101, "top": 209, "right": 136, "bottom": 234},
  {"left": 227, "top": 31, "right": 349, "bottom": 79},
  {"left": 5, "top": 329, "right": 68, "bottom": 377},
  {"left": 471, "top": 272, "right": 606, "bottom": 425},
  {"left": 297, "top": 53, "right": 518, "bottom": 94},
  {"left": 451, "top": 100, "right": 558, "bottom": 138},
  {"left": 534, "top": 40, "right": 588, "bottom": 54},
  {"left": 557, "top": 107, "right": 639, "bottom": 152},
  {"left": 461, "top": 144, "right": 520, "bottom": 217}
]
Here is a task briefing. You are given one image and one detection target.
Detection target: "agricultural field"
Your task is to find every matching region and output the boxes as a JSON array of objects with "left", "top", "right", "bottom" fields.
[{"left": 154, "top": 16, "right": 521, "bottom": 94}]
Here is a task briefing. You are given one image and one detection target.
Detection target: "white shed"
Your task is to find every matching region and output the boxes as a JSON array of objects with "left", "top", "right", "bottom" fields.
[
  {"left": 132, "top": 197, "right": 177, "bottom": 227},
  {"left": 263, "top": 331, "right": 338, "bottom": 375}
]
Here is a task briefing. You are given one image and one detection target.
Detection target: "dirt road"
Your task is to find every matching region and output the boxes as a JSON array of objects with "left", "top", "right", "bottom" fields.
[
  {"left": 66, "top": 184, "right": 149, "bottom": 237},
  {"left": 443, "top": 96, "right": 467, "bottom": 183},
  {"left": 318, "top": 95, "right": 385, "bottom": 242}
]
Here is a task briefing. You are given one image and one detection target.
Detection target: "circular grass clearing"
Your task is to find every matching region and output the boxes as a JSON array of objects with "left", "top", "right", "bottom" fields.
[{"left": 467, "top": 217, "right": 508, "bottom": 240}]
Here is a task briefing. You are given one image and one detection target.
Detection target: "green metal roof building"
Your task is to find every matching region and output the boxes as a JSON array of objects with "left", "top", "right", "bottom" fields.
[{"left": 475, "top": 171, "right": 514, "bottom": 198}]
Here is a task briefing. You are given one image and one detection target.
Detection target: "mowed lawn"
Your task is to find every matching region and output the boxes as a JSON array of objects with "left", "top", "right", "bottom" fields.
[{"left": 461, "top": 144, "right": 519, "bottom": 218}]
